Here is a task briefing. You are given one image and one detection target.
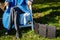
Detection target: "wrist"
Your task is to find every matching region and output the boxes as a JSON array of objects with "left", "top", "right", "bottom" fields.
[
  {"left": 29, "top": 0, "right": 33, "bottom": 2},
  {"left": 5, "top": 2, "right": 9, "bottom": 6}
]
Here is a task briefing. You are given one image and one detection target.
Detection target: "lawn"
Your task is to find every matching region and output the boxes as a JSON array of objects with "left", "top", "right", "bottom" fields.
[
  {"left": 33, "top": 2, "right": 60, "bottom": 27},
  {"left": 0, "top": 28, "right": 60, "bottom": 40},
  {"left": 0, "top": 1, "right": 60, "bottom": 40}
]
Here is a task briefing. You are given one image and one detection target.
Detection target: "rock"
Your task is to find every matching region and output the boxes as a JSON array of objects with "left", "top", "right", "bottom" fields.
[
  {"left": 47, "top": 26, "right": 56, "bottom": 38},
  {"left": 34, "top": 22, "right": 39, "bottom": 34},
  {"left": 39, "top": 24, "right": 47, "bottom": 37}
]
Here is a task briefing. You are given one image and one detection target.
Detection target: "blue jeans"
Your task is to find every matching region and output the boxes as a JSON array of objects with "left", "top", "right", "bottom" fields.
[{"left": 8, "top": 6, "right": 25, "bottom": 37}]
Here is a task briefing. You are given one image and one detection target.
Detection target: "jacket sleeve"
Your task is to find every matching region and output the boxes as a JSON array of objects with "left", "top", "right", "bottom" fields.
[
  {"left": 4, "top": 0, "right": 9, "bottom": 5},
  {"left": 5, "top": 0, "right": 12, "bottom": 2},
  {"left": 5, "top": 0, "right": 8, "bottom": 2},
  {"left": 26, "top": 0, "right": 33, "bottom": 4},
  {"left": 29, "top": 0, "right": 33, "bottom": 2}
]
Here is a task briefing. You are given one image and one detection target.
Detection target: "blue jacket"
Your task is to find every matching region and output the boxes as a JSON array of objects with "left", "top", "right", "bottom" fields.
[
  {"left": 3, "top": 0, "right": 32, "bottom": 29},
  {"left": 5, "top": 0, "right": 29, "bottom": 12}
]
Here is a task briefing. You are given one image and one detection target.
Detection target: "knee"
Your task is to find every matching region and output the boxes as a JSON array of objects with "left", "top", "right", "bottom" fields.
[
  {"left": 10, "top": 7, "right": 15, "bottom": 12},
  {"left": 10, "top": 8, "right": 13, "bottom": 11}
]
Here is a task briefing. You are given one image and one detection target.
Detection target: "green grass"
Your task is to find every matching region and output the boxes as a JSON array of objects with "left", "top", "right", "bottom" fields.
[
  {"left": 0, "top": 28, "right": 60, "bottom": 40},
  {"left": 33, "top": 2, "right": 60, "bottom": 27},
  {"left": 0, "top": 1, "right": 60, "bottom": 40}
]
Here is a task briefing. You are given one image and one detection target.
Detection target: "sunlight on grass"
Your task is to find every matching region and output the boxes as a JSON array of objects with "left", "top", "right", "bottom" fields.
[
  {"left": 33, "top": 2, "right": 60, "bottom": 9},
  {"left": 33, "top": 9, "right": 52, "bottom": 18},
  {"left": 33, "top": 2, "right": 60, "bottom": 27},
  {"left": 33, "top": 4, "right": 50, "bottom": 9},
  {"left": 0, "top": 1, "right": 60, "bottom": 40},
  {"left": 0, "top": 30, "right": 60, "bottom": 40}
]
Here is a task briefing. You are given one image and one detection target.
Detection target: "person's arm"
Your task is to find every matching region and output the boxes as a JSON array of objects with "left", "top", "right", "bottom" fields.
[
  {"left": 28, "top": 0, "right": 33, "bottom": 10},
  {"left": 5, "top": 2, "right": 9, "bottom": 7},
  {"left": 4, "top": 0, "right": 9, "bottom": 10},
  {"left": 28, "top": 0, "right": 33, "bottom": 5},
  {"left": 4, "top": 0, "right": 10, "bottom": 6}
]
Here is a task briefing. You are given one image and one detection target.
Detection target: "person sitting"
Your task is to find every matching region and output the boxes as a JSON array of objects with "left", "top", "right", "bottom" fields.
[{"left": 4, "top": 0, "right": 33, "bottom": 38}]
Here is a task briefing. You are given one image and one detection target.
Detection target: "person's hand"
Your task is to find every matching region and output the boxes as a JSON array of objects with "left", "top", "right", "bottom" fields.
[
  {"left": 5, "top": 2, "right": 9, "bottom": 6},
  {"left": 28, "top": 1, "right": 32, "bottom": 6},
  {"left": 28, "top": 1, "right": 32, "bottom": 10},
  {"left": 3, "top": 2, "right": 9, "bottom": 10}
]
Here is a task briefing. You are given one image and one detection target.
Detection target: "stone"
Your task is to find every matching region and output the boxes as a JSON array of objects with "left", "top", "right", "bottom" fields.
[
  {"left": 39, "top": 24, "right": 47, "bottom": 37},
  {"left": 34, "top": 22, "right": 39, "bottom": 34},
  {"left": 47, "top": 26, "right": 56, "bottom": 38}
]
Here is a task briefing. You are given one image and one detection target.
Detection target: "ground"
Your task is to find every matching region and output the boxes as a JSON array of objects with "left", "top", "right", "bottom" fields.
[{"left": 0, "top": 1, "right": 60, "bottom": 40}]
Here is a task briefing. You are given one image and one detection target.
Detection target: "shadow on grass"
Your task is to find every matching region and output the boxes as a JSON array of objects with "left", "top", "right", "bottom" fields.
[
  {"left": 56, "top": 29, "right": 60, "bottom": 37},
  {"left": 33, "top": 11, "right": 60, "bottom": 24},
  {"left": 33, "top": 6, "right": 60, "bottom": 13},
  {"left": 33, "top": 0, "right": 60, "bottom": 4},
  {"left": 0, "top": 27, "right": 31, "bottom": 38}
]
